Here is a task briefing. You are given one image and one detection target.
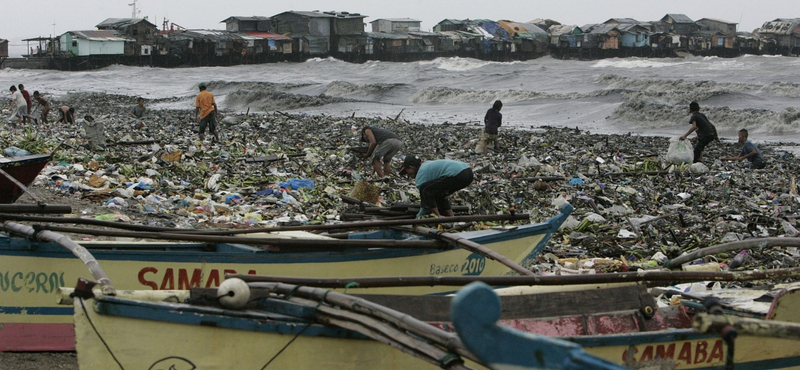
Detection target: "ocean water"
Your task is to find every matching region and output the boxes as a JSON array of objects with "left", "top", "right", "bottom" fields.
[{"left": 2, "top": 55, "right": 800, "bottom": 144}]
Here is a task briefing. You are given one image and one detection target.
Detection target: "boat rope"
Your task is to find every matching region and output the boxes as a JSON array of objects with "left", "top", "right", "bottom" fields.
[
  {"left": 79, "top": 298, "right": 126, "bottom": 370},
  {"left": 259, "top": 323, "right": 312, "bottom": 370},
  {"left": 438, "top": 353, "right": 462, "bottom": 368}
]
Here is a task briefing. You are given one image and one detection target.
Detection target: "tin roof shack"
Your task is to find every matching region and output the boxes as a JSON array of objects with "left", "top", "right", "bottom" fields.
[
  {"left": 362, "top": 32, "right": 410, "bottom": 61},
  {"left": 736, "top": 32, "right": 761, "bottom": 55},
  {"left": 57, "top": 30, "right": 132, "bottom": 70},
  {"left": 434, "top": 19, "right": 466, "bottom": 32},
  {"left": 0, "top": 39, "right": 7, "bottom": 59},
  {"left": 157, "top": 29, "right": 246, "bottom": 66},
  {"left": 439, "top": 30, "right": 483, "bottom": 56},
  {"left": 616, "top": 24, "right": 651, "bottom": 56},
  {"left": 660, "top": 14, "right": 697, "bottom": 49},
  {"left": 467, "top": 20, "right": 513, "bottom": 60},
  {"left": 271, "top": 11, "right": 335, "bottom": 55},
  {"left": 328, "top": 12, "right": 367, "bottom": 61},
  {"left": 371, "top": 18, "right": 421, "bottom": 33},
  {"left": 240, "top": 32, "right": 293, "bottom": 62},
  {"left": 587, "top": 24, "right": 621, "bottom": 57},
  {"left": 688, "top": 30, "right": 737, "bottom": 56},
  {"left": 221, "top": 16, "right": 271, "bottom": 33},
  {"left": 756, "top": 18, "right": 800, "bottom": 55},
  {"left": 498, "top": 20, "right": 547, "bottom": 56},
  {"left": 696, "top": 18, "right": 737, "bottom": 35},
  {"left": 409, "top": 31, "right": 452, "bottom": 54},
  {"left": 96, "top": 18, "right": 158, "bottom": 57}
]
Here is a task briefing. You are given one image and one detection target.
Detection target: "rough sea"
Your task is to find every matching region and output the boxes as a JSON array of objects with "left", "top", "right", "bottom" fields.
[{"left": 2, "top": 55, "right": 800, "bottom": 146}]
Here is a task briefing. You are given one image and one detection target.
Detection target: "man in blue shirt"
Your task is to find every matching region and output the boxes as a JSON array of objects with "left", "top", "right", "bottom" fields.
[
  {"left": 722, "top": 129, "right": 766, "bottom": 169},
  {"left": 399, "top": 156, "right": 473, "bottom": 218}
]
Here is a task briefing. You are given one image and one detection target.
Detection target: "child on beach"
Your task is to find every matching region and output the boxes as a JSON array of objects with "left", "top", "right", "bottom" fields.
[
  {"left": 480, "top": 100, "right": 503, "bottom": 154},
  {"left": 721, "top": 129, "right": 766, "bottom": 169},
  {"left": 33, "top": 91, "right": 50, "bottom": 124}
]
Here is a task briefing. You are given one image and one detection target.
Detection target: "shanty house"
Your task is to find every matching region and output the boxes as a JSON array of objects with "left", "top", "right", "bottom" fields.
[
  {"left": 96, "top": 18, "right": 158, "bottom": 56},
  {"left": 370, "top": 18, "right": 421, "bottom": 33},
  {"left": 271, "top": 11, "right": 335, "bottom": 55},
  {"left": 327, "top": 11, "right": 367, "bottom": 56},
  {"left": 362, "top": 32, "right": 410, "bottom": 59},
  {"left": 434, "top": 19, "right": 465, "bottom": 32},
  {"left": 660, "top": 14, "right": 697, "bottom": 36},
  {"left": 548, "top": 25, "right": 583, "bottom": 48},
  {"left": 498, "top": 20, "right": 547, "bottom": 53},
  {"left": 59, "top": 30, "right": 132, "bottom": 56},
  {"left": 757, "top": 18, "right": 800, "bottom": 55},
  {"left": 237, "top": 32, "right": 293, "bottom": 61},
  {"left": 221, "top": 16, "right": 271, "bottom": 33},
  {"left": 616, "top": 24, "right": 650, "bottom": 48},
  {"left": 587, "top": 24, "right": 620, "bottom": 50},
  {"left": 696, "top": 18, "right": 737, "bottom": 35},
  {"left": 0, "top": 39, "right": 8, "bottom": 58}
]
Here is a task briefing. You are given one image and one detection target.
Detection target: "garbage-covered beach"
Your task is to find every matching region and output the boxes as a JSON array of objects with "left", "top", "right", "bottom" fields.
[{"left": 6, "top": 90, "right": 800, "bottom": 276}]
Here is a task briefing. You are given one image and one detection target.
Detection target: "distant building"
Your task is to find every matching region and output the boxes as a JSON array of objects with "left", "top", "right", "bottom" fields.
[
  {"left": 271, "top": 11, "right": 337, "bottom": 55},
  {"left": 370, "top": 18, "right": 421, "bottom": 33},
  {"left": 0, "top": 39, "right": 8, "bottom": 58},
  {"left": 59, "top": 30, "right": 132, "bottom": 56},
  {"left": 220, "top": 16, "right": 271, "bottom": 33},
  {"left": 696, "top": 18, "right": 737, "bottom": 36},
  {"left": 434, "top": 19, "right": 465, "bottom": 32},
  {"left": 660, "top": 14, "right": 697, "bottom": 36},
  {"left": 757, "top": 18, "right": 800, "bottom": 54},
  {"left": 96, "top": 18, "right": 158, "bottom": 56}
]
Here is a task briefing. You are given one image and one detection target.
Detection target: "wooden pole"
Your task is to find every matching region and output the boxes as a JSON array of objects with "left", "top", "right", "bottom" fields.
[
  {"left": 0, "top": 204, "right": 72, "bottom": 214},
  {"left": 31, "top": 224, "right": 450, "bottom": 250},
  {"left": 694, "top": 313, "right": 800, "bottom": 340},
  {"left": 411, "top": 226, "right": 535, "bottom": 276},
  {"left": 665, "top": 238, "right": 800, "bottom": 269},
  {"left": 232, "top": 266, "right": 800, "bottom": 288},
  {"left": 0, "top": 212, "right": 530, "bottom": 235}
]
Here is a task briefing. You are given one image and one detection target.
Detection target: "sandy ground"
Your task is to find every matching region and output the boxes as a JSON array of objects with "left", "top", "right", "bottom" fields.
[{"left": 0, "top": 352, "right": 78, "bottom": 370}]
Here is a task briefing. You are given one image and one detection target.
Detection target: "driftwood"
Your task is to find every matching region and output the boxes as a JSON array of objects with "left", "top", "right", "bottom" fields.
[
  {"left": 232, "top": 266, "right": 800, "bottom": 288},
  {"left": 665, "top": 238, "right": 800, "bottom": 269}
]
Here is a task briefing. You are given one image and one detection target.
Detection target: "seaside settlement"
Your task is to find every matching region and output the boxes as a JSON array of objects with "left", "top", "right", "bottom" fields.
[{"left": 1, "top": 12, "right": 799, "bottom": 70}]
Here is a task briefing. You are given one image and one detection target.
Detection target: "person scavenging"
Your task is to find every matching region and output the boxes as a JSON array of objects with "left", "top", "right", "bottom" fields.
[
  {"left": 679, "top": 101, "right": 718, "bottom": 163},
  {"left": 130, "top": 97, "right": 147, "bottom": 128},
  {"left": 721, "top": 129, "right": 766, "bottom": 169},
  {"left": 399, "top": 156, "right": 474, "bottom": 218},
  {"left": 32, "top": 91, "right": 50, "bottom": 124},
  {"left": 360, "top": 126, "right": 403, "bottom": 178},
  {"left": 480, "top": 100, "right": 503, "bottom": 154},
  {"left": 8, "top": 85, "right": 36, "bottom": 127},
  {"left": 18, "top": 84, "right": 33, "bottom": 124},
  {"left": 56, "top": 105, "right": 75, "bottom": 124},
  {"left": 195, "top": 82, "right": 220, "bottom": 143}
]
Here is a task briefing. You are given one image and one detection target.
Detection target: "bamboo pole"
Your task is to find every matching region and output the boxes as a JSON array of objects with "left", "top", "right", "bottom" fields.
[
  {"left": 2, "top": 221, "right": 115, "bottom": 295},
  {"left": 411, "top": 226, "right": 535, "bottom": 276},
  {"left": 30, "top": 224, "right": 449, "bottom": 250},
  {"left": 255, "top": 282, "right": 476, "bottom": 361},
  {"left": 0, "top": 212, "right": 530, "bottom": 235},
  {"left": 0, "top": 204, "right": 72, "bottom": 214},
  {"left": 233, "top": 266, "right": 800, "bottom": 288},
  {"left": 665, "top": 238, "right": 800, "bottom": 269},
  {"left": 694, "top": 313, "right": 800, "bottom": 340}
]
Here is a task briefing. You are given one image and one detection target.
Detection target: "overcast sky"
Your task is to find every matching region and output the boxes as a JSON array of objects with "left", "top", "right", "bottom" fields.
[{"left": 2, "top": 0, "right": 796, "bottom": 54}]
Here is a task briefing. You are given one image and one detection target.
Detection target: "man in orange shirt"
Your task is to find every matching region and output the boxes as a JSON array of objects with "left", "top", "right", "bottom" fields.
[{"left": 195, "top": 82, "right": 219, "bottom": 143}]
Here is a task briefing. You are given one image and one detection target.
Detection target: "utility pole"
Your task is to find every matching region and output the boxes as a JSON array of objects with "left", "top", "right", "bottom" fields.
[{"left": 128, "top": 0, "right": 140, "bottom": 18}]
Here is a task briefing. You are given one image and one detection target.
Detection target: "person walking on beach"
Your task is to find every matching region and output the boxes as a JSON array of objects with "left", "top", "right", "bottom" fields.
[
  {"left": 32, "top": 91, "right": 51, "bottom": 124},
  {"left": 480, "top": 100, "right": 503, "bottom": 154},
  {"left": 56, "top": 106, "right": 75, "bottom": 124},
  {"left": 679, "top": 101, "right": 718, "bottom": 163},
  {"left": 721, "top": 129, "right": 766, "bottom": 169},
  {"left": 195, "top": 82, "right": 219, "bottom": 143},
  {"left": 399, "top": 155, "right": 474, "bottom": 218},
  {"left": 360, "top": 126, "right": 403, "bottom": 178},
  {"left": 18, "top": 84, "right": 33, "bottom": 124},
  {"left": 8, "top": 85, "right": 35, "bottom": 127},
  {"left": 130, "top": 97, "right": 147, "bottom": 128}
]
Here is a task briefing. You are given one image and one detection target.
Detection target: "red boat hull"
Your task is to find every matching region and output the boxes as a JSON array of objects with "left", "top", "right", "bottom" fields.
[{"left": 0, "top": 154, "right": 51, "bottom": 204}]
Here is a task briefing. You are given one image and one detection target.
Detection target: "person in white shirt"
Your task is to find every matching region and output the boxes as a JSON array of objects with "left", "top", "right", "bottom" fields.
[{"left": 8, "top": 85, "right": 35, "bottom": 127}]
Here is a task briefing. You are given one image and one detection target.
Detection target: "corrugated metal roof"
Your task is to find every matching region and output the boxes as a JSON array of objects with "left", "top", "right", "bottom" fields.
[
  {"left": 606, "top": 18, "right": 640, "bottom": 24},
  {"left": 371, "top": 18, "right": 421, "bottom": 23},
  {"left": 67, "top": 30, "right": 132, "bottom": 41},
  {"left": 698, "top": 18, "right": 737, "bottom": 25},
  {"left": 663, "top": 14, "right": 694, "bottom": 24},
  {"left": 96, "top": 18, "right": 155, "bottom": 28},
  {"left": 242, "top": 32, "right": 292, "bottom": 40},
  {"left": 221, "top": 16, "right": 270, "bottom": 23},
  {"left": 278, "top": 11, "right": 335, "bottom": 18},
  {"left": 363, "top": 32, "right": 410, "bottom": 40},
  {"left": 589, "top": 24, "right": 619, "bottom": 35},
  {"left": 758, "top": 19, "right": 800, "bottom": 35}
]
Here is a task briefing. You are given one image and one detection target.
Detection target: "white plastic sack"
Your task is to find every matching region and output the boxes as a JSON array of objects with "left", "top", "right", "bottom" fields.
[
  {"left": 690, "top": 162, "right": 709, "bottom": 173},
  {"left": 666, "top": 138, "right": 693, "bottom": 164}
]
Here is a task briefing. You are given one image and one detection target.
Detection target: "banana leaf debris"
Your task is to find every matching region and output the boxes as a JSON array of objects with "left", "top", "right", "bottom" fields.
[{"left": 2, "top": 91, "right": 800, "bottom": 280}]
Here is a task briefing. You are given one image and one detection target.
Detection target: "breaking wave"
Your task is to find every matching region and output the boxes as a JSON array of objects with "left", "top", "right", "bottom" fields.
[
  {"left": 323, "top": 81, "right": 410, "bottom": 99},
  {"left": 411, "top": 86, "right": 615, "bottom": 104},
  {"left": 419, "top": 57, "right": 519, "bottom": 72}
]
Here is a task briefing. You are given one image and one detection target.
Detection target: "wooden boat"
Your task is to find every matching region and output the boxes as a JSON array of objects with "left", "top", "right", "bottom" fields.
[
  {"left": 66, "top": 278, "right": 800, "bottom": 370},
  {"left": 0, "top": 153, "right": 51, "bottom": 204},
  {"left": 0, "top": 205, "right": 571, "bottom": 351}
]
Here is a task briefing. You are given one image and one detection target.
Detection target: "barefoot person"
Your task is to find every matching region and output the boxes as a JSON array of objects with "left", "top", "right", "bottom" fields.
[
  {"left": 679, "top": 101, "right": 718, "bottom": 163},
  {"left": 360, "top": 126, "right": 403, "bottom": 178},
  {"left": 399, "top": 155, "right": 474, "bottom": 218},
  {"left": 33, "top": 91, "right": 51, "bottom": 124},
  {"left": 721, "top": 129, "right": 766, "bottom": 169},
  {"left": 195, "top": 82, "right": 220, "bottom": 143}
]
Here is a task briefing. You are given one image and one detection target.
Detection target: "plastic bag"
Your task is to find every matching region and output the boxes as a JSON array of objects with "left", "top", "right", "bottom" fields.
[{"left": 666, "top": 138, "right": 693, "bottom": 164}]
